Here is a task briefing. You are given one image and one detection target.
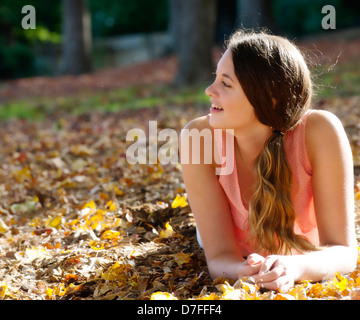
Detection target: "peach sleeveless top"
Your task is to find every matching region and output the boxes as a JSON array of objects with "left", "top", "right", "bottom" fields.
[{"left": 215, "top": 109, "right": 319, "bottom": 256}]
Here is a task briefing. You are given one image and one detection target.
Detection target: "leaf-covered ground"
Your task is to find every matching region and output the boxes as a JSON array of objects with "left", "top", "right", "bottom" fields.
[{"left": 0, "top": 30, "right": 360, "bottom": 300}]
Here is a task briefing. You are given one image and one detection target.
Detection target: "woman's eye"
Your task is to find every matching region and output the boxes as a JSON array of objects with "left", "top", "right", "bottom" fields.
[{"left": 222, "top": 81, "right": 231, "bottom": 88}]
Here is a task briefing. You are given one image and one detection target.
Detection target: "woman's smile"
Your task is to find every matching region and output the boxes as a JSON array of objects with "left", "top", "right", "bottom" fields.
[{"left": 210, "top": 104, "right": 224, "bottom": 113}]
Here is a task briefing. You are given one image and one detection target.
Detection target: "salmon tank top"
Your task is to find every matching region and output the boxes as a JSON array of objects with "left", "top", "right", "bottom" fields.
[{"left": 214, "top": 109, "right": 319, "bottom": 256}]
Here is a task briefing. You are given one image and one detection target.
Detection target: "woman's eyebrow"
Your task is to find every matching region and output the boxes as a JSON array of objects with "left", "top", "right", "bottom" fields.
[
  {"left": 214, "top": 68, "right": 235, "bottom": 83},
  {"left": 222, "top": 73, "right": 235, "bottom": 82}
]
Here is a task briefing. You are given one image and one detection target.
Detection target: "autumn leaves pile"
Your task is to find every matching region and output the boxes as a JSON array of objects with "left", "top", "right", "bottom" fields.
[
  {"left": 0, "top": 106, "right": 211, "bottom": 300},
  {"left": 0, "top": 97, "right": 359, "bottom": 299}
]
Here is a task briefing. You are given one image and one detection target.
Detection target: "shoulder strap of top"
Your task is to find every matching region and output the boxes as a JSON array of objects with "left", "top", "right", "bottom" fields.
[{"left": 286, "top": 109, "right": 313, "bottom": 175}]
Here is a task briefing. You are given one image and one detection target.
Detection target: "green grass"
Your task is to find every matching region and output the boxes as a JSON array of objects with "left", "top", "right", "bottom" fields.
[
  {"left": 312, "top": 60, "right": 360, "bottom": 99},
  {"left": 0, "top": 84, "right": 209, "bottom": 121},
  {"left": 0, "top": 102, "right": 46, "bottom": 121},
  {"left": 1, "top": 58, "right": 358, "bottom": 122}
]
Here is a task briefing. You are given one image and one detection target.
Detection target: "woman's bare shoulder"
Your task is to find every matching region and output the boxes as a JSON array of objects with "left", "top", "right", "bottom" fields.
[
  {"left": 179, "top": 114, "right": 218, "bottom": 168},
  {"left": 306, "top": 109, "right": 351, "bottom": 165},
  {"left": 182, "top": 114, "right": 213, "bottom": 131},
  {"left": 307, "top": 109, "right": 343, "bottom": 128},
  {"left": 306, "top": 109, "right": 347, "bottom": 141}
]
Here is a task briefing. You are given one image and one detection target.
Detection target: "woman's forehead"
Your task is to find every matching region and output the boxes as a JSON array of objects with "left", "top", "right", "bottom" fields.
[{"left": 216, "top": 49, "right": 234, "bottom": 73}]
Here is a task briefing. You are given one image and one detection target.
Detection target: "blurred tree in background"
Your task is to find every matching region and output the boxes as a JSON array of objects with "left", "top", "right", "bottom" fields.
[
  {"left": 237, "top": 0, "right": 276, "bottom": 31},
  {"left": 171, "top": 0, "right": 217, "bottom": 86},
  {"left": 89, "top": 0, "right": 168, "bottom": 38},
  {"left": 61, "top": 0, "right": 92, "bottom": 75},
  {"left": 0, "top": 0, "right": 168, "bottom": 79},
  {"left": 0, "top": 0, "right": 359, "bottom": 80},
  {"left": 0, "top": 0, "right": 61, "bottom": 79}
]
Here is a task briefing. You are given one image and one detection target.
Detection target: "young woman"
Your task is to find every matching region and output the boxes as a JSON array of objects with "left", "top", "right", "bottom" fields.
[{"left": 179, "top": 29, "right": 357, "bottom": 292}]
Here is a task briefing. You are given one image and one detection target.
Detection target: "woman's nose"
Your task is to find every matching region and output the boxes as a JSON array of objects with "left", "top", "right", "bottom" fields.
[{"left": 205, "top": 82, "right": 217, "bottom": 98}]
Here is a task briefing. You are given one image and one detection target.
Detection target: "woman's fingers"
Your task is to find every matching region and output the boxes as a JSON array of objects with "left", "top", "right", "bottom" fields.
[
  {"left": 258, "top": 276, "right": 292, "bottom": 292},
  {"left": 251, "top": 256, "right": 295, "bottom": 292},
  {"left": 258, "top": 255, "right": 278, "bottom": 276},
  {"left": 239, "top": 257, "right": 264, "bottom": 278},
  {"left": 255, "top": 264, "right": 284, "bottom": 283},
  {"left": 251, "top": 255, "right": 286, "bottom": 283},
  {"left": 246, "top": 253, "right": 265, "bottom": 266}
]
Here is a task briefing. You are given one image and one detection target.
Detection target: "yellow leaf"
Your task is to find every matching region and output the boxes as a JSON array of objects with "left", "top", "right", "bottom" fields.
[
  {"left": 355, "top": 192, "right": 360, "bottom": 201},
  {"left": 166, "top": 222, "right": 173, "bottom": 230},
  {"left": 0, "top": 282, "right": 7, "bottom": 299},
  {"left": 355, "top": 277, "right": 360, "bottom": 287},
  {"left": 46, "top": 215, "right": 62, "bottom": 229},
  {"left": 82, "top": 200, "right": 96, "bottom": 210},
  {"left": 114, "top": 186, "right": 124, "bottom": 196},
  {"left": 14, "top": 166, "right": 32, "bottom": 183},
  {"left": 30, "top": 217, "right": 41, "bottom": 227},
  {"left": 173, "top": 252, "right": 192, "bottom": 266},
  {"left": 159, "top": 222, "right": 174, "bottom": 238},
  {"left": 106, "top": 200, "right": 117, "bottom": 211},
  {"left": 0, "top": 218, "right": 9, "bottom": 233},
  {"left": 335, "top": 278, "right": 348, "bottom": 292},
  {"left": 46, "top": 288, "right": 53, "bottom": 298},
  {"left": 309, "top": 282, "right": 326, "bottom": 298},
  {"left": 53, "top": 283, "right": 66, "bottom": 296},
  {"left": 89, "top": 241, "right": 104, "bottom": 250},
  {"left": 196, "top": 293, "right": 220, "bottom": 300},
  {"left": 64, "top": 274, "right": 79, "bottom": 283},
  {"left": 286, "top": 285, "right": 307, "bottom": 300},
  {"left": 101, "top": 230, "right": 121, "bottom": 240},
  {"left": 171, "top": 195, "right": 188, "bottom": 209},
  {"left": 150, "top": 292, "right": 178, "bottom": 300},
  {"left": 101, "top": 262, "right": 128, "bottom": 283},
  {"left": 86, "top": 210, "right": 105, "bottom": 230},
  {"left": 274, "top": 293, "right": 295, "bottom": 300}
]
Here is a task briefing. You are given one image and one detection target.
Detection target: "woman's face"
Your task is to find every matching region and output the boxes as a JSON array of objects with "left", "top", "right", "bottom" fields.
[{"left": 205, "top": 49, "right": 259, "bottom": 132}]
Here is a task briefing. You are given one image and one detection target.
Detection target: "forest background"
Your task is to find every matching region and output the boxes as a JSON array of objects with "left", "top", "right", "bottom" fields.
[{"left": 0, "top": 0, "right": 360, "bottom": 300}]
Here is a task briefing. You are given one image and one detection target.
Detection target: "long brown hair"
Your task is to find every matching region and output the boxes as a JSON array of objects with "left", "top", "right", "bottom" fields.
[{"left": 227, "top": 29, "right": 318, "bottom": 255}]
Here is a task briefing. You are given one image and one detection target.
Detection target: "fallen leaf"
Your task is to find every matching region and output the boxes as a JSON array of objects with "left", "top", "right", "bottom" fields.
[
  {"left": 150, "top": 292, "right": 178, "bottom": 300},
  {"left": 100, "top": 230, "right": 121, "bottom": 240},
  {"left": 171, "top": 195, "right": 188, "bottom": 209},
  {"left": 173, "top": 252, "right": 192, "bottom": 266},
  {"left": 159, "top": 222, "right": 174, "bottom": 238},
  {"left": 0, "top": 282, "right": 7, "bottom": 299},
  {"left": 46, "top": 215, "right": 62, "bottom": 229},
  {"left": 25, "top": 247, "right": 49, "bottom": 262},
  {"left": 0, "top": 219, "right": 9, "bottom": 233},
  {"left": 89, "top": 241, "right": 104, "bottom": 250}
]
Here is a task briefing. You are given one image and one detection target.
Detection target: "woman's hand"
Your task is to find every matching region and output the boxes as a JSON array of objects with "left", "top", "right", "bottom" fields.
[
  {"left": 237, "top": 253, "right": 265, "bottom": 278},
  {"left": 251, "top": 255, "right": 299, "bottom": 292}
]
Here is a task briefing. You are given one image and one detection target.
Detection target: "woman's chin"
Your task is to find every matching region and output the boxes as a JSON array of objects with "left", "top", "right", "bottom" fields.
[{"left": 208, "top": 115, "right": 223, "bottom": 129}]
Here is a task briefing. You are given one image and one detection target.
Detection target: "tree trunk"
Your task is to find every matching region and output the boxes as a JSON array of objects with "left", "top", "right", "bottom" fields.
[
  {"left": 61, "top": 0, "right": 92, "bottom": 75},
  {"left": 171, "top": 0, "right": 217, "bottom": 86},
  {"left": 236, "top": 0, "right": 275, "bottom": 31}
]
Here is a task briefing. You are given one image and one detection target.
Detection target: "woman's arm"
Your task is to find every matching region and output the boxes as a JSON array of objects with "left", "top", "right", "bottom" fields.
[
  {"left": 296, "top": 110, "right": 357, "bottom": 278},
  {"left": 252, "top": 110, "right": 358, "bottom": 291},
  {"left": 301, "top": 111, "right": 357, "bottom": 279},
  {"left": 180, "top": 115, "right": 263, "bottom": 279}
]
